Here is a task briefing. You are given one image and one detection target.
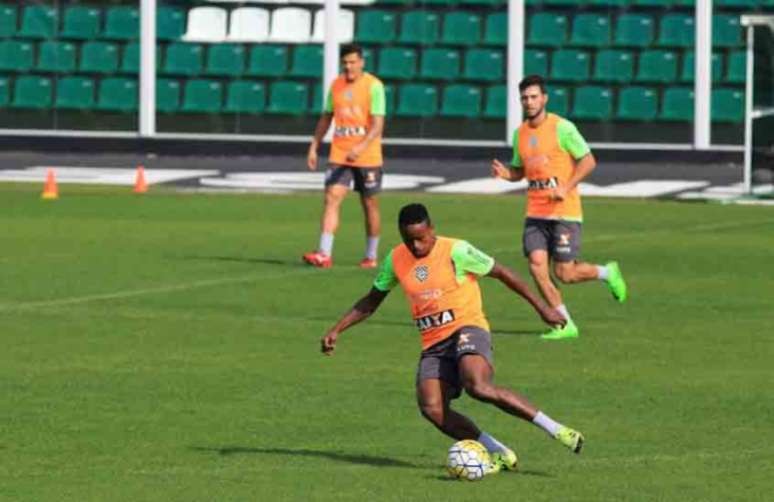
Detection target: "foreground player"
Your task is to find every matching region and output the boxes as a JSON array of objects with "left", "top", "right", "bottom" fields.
[
  {"left": 492, "top": 74, "right": 627, "bottom": 340},
  {"left": 321, "top": 203, "right": 585, "bottom": 473}
]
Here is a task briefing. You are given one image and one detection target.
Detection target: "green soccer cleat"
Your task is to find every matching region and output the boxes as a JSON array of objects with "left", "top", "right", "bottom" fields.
[
  {"left": 491, "top": 448, "right": 519, "bottom": 472},
  {"left": 555, "top": 426, "right": 585, "bottom": 454},
  {"left": 540, "top": 319, "right": 579, "bottom": 340},
  {"left": 605, "top": 261, "right": 627, "bottom": 303}
]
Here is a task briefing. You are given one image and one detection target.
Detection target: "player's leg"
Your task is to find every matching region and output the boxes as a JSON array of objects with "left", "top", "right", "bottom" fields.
[
  {"left": 354, "top": 168, "right": 382, "bottom": 269},
  {"left": 416, "top": 377, "right": 480, "bottom": 440},
  {"left": 303, "top": 167, "right": 350, "bottom": 267}
]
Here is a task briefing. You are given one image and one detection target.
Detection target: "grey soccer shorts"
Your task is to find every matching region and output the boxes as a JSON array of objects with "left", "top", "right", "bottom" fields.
[
  {"left": 324, "top": 165, "right": 383, "bottom": 197},
  {"left": 523, "top": 218, "right": 582, "bottom": 262}
]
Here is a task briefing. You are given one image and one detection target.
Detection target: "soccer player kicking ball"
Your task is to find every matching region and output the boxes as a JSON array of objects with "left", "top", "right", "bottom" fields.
[
  {"left": 492, "top": 74, "right": 627, "bottom": 340},
  {"left": 321, "top": 203, "right": 585, "bottom": 474}
]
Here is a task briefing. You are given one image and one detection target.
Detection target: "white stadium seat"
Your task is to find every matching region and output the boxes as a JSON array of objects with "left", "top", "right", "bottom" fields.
[
  {"left": 182, "top": 7, "right": 227, "bottom": 43},
  {"left": 268, "top": 8, "right": 312, "bottom": 44},
  {"left": 226, "top": 7, "right": 270, "bottom": 43},
  {"left": 311, "top": 9, "right": 355, "bottom": 43}
]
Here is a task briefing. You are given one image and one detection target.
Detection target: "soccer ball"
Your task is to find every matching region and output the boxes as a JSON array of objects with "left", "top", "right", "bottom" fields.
[{"left": 446, "top": 439, "right": 491, "bottom": 481}]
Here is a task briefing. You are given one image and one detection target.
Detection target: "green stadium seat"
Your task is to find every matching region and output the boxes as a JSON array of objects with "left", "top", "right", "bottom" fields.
[
  {"left": 550, "top": 49, "right": 590, "bottom": 81},
  {"left": 442, "top": 12, "right": 482, "bottom": 46},
  {"left": 377, "top": 0, "right": 412, "bottom": 5},
  {"left": 224, "top": 80, "right": 265, "bottom": 114},
  {"left": 96, "top": 77, "right": 138, "bottom": 112},
  {"left": 524, "top": 49, "right": 548, "bottom": 76},
  {"left": 593, "top": 49, "right": 634, "bottom": 82},
  {"left": 289, "top": 45, "right": 322, "bottom": 78},
  {"left": 378, "top": 47, "right": 417, "bottom": 80},
  {"left": 680, "top": 51, "right": 723, "bottom": 82},
  {"left": 588, "top": 0, "right": 631, "bottom": 5},
  {"left": 713, "top": 15, "right": 743, "bottom": 48},
  {"left": 397, "top": 84, "right": 438, "bottom": 117},
  {"left": 716, "top": 0, "right": 758, "bottom": 6},
  {"left": 616, "top": 86, "right": 658, "bottom": 120},
  {"left": 660, "top": 86, "right": 693, "bottom": 121},
  {"left": 246, "top": 45, "right": 288, "bottom": 77},
  {"left": 384, "top": 84, "right": 395, "bottom": 115},
  {"left": 163, "top": 43, "right": 203, "bottom": 76},
  {"left": 55, "top": 76, "right": 95, "bottom": 110},
  {"left": 156, "top": 78, "right": 181, "bottom": 113},
  {"left": 657, "top": 14, "right": 694, "bottom": 48},
  {"left": 182, "top": 79, "right": 223, "bottom": 113},
  {"left": 104, "top": 6, "right": 139, "bottom": 40},
  {"left": 636, "top": 50, "right": 678, "bottom": 83},
  {"left": 484, "top": 13, "right": 507, "bottom": 46},
  {"left": 632, "top": 0, "right": 676, "bottom": 6},
  {"left": 312, "top": 83, "right": 323, "bottom": 114},
  {"left": 614, "top": 14, "right": 655, "bottom": 48},
  {"left": 12, "top": 75, "right": 52, "bottom": 109},
  {"left": 545, "top": 0, "right": 586, "bottom": 5},
  {"left": 484, "top": 84, "right": 505, "bottom": 118},
  {"left": 120, "top": 42, "right": 162, "bottom": 74},
  {"left": 362, "top": 47, "right": 376, "bottom": 73},
  {"left": 441, "top": 84, "right": 482, "bottom": 117},
  {"left": 420, "top": 48, "right": 461, "bottom": 81},
  {"left": 0, "top": 40, "right": 34, "bottom": 72},
  {"left": 157, "top": 6, "right": 186, "bottom": 41},
  {"left": 464, "top": 48, "right": 503, "bottom": 82},
  {"left": 398, "top": 11, "right": 440, "bottom": 45},
  {"left": 528, "top": 13, "right": 568, "bottom": 47},
  {"left": 712, "top": 87, "right": 744, "bottom": 122},
  {"left": 37, "top": 41, "right": 77, "bottom": 73},
  {"left": 572, "top": 86, "right": 613, "bottom": 120},
  {"left": 356, "top": 10, "right": 396, "bottom": 44},
  {"left": 726, "top": 50, "right": 746, "bottom": 84},
  {"left": 61, "top": 6, "right": 101, "bottom": 40},
  {"left": 80, "top": 42, "right": 119, "bottom": 74},
  {"left": 570, "top": 14, "right": 611, "bottom": 47},
  {"left": 18, "top": 6, "right": 57, "bottom": 39},
  {"left": 267, "top": 81, "right": 309, "bottom": 115},
  {"left": 206, "top": 43, "right": 245, "bottom": 77},
  {"left": 0, "top": 5, "right": 16, "bottom": 38},
  {"left": 547, "top": 86, "right": 569, "bottom": 116},
  {"left": 0, "top": 76, "right": 9, "bottom": 107}
]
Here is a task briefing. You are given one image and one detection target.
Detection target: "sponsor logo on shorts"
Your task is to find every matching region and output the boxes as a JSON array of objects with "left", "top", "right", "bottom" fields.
[
  {"left": 415, "top": 265, "right": 429, "bottom": 282},
  {"left": 527, "top": 177, "right": 559, "bottom": 191},
  {"left": 415, "top": 309, "right": 455, "bottom": 331},
  {"left": 556, "top": 246, "right": 571, "bottom": 254}
]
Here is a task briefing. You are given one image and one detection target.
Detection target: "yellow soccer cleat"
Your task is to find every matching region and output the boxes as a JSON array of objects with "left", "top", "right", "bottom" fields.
[
  {"left": 491, "top": 448, "right": 519, "bottom": 471},
  {"left": 555, "top": 426, "right": 585, "bottom": 454}
]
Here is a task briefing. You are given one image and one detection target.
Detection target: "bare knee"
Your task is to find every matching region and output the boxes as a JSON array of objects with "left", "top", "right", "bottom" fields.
[
  {"left": 419, "top": 401, "right": 445, "bottom": 427},
  {"left": 324, "top": 190, "right": 345, "bottom": 207},
  {"left": 554, "top": 263, "right": 578, "bottom": 283}
]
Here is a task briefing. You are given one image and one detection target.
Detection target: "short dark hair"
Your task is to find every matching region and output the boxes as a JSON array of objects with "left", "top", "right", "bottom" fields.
[
  {"left": 398, "top": 203, "right": 431, "bottom": 228},
  {"left": 519, "top": 74, "right": 547, "bottom": 94},
  {"left": 340, "top": 43, "right": 363, "bottom": 59}
]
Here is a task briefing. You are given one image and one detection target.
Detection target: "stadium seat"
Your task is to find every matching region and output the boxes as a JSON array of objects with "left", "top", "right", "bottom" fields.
[
  {"left": 441, "top": 84, "right": 482, "bottom": 117},
  {"left": 55, "top": 76, "right": 95, "bottom": 110},
  {"left": 545, "top": 0, "right": 586, "bottom": 5},
  {"left": 657, "top": 14, "right": 694, "bottom": 48},
  {"left": 378, "top": 47, "right": 417, "bottom": 80},
  {"left": 37, "top": 41, "right": 77, "bottom": 73},
  {"left": 225, "top": 80, "right": 266, "bottom": 114},
  {"left": 96, "top": 77, "right": 138, "bottom": 112},
  {"left": 524, "top": 49, "right": 548, "bottom": 77},
  {"left": 356, "top": 10, "right": 397, "bottom": 44},
  {"left": 80, "top": 42, "right": 120, "bottom": 74},
  {"left": 680, "top": 51, "right": 723, "bottom": 82},
  {"left": 12, "top": 75, "right": 52, "bottom": 109},
  {"left": 157, "top": 7, "right": 186, "bottom": 41},
  {"left": 156, "top": 78, "right": 181, "bottom": 112},
  {"left": 713, "top": 14, "right": 743, "bottom": 48},
  {"left": 362, "top": 48, "right": 376, "bottom": 73},
  {"left": 312, "top": 9, "right": 355, "bottom": 43},
  {"left": 60, "top": 6, "right": 101, "bottom": 40},
  {"left": 0, "top": 4, "right": 16, "bottom": 38},
  {"left": 396, "top": 84, "right": 438, "bottom": 117},
  {"left": 636, "top": 50, "right": 678, "bottom": 83},
  {"left": 384, "top": 84, "right": 395, "bottom": 115},
  {"left": 164, "top": 43, "right": 204, "bottom": 76},
  {"left": 0, "top": 77, "right": 9, "bottom": 107},
  {"left": 120, "top": 42, "right": 162, "bottom": 74},
  {"left": 593, "top": 49, "right": 634, "bottom": 83},
  {"left": 269, "top": 8, "right": 312, "bottom": 44},
  {"left": 442, "top": 12, "right": 482, "bottom": 46},
  {"left": 588, "top": 0, "right": 630, "bottom": 6},
  {"left": 206, "top": 43, "right": 246, "bottom": 77},
  {"left": 104, "top": 6, "right": 140, "bottom": 40},
  {"left": 614, "top": 14, "right": 655, "bottom": 48},
  {"left": 550, "top": 49, "right": 590, "bottom": 81},
  {"left": 726, "top": 50, "right": 746, "bottom": 84},
  {"left": 227, "top": 7, "right": 269, "bottom": 43},
  {"left": 182, "top": 79, "right": 223, "bottom": 113},
  {"left": 712, "top": 87, "right": 744, "bottom": 122},
  {"left": 398, "top": 11, "right": 440, "bottom": 45},
  {"left": 311, "top": 83, "right": 323, "bottom": 114},
  {"left": 484, "top": 13, "right": 507, "bottom": 46},
  {"left": 570, "top": 14, "right": 611, "bottom": 47},
  {"left": 547, "top": 86, "right": 569, "bottom": 116},
  {"left": 572, "top": 86, "right": 613, "bottom": 120},
  {"left": 182, "top": 7, "right": 227, "bottom": 43},
  {"left": 632, "top": 0, "right": 675, "bottom": 5},
  {"left": 0, "top": 40, "right": 34, "bottom": 72},
  {"left": 463, "top": 49, "right": 503, "bottom": 82},
  {"left": 660, "top": 86, "right": 693, "bottom": 121},
  {"left": 460, "top": 0, "right": 506, "bottom": 5},
  {"left": 18, "top": 5, "right": 57, "bottom": 39},
  {"left": 267, "top": 81, "right": 309, "bottom": 115},
  {"left": 484, "top": 84, "right": 505, "bottom": 118},
  {"left": 616, "top": 86, "right": 658, "bottom": 120},
  {"left": 420, "top": 48, "right": 461, "bottom": 81},
  {"left": 290, "top": 44, "right": 323, "bottom": 78},
  {"left": 528, "top": 13, "right": 568, "bottom": 47},
  {"left": 246, "top": 45, "right": 289, "bottom": 77}
]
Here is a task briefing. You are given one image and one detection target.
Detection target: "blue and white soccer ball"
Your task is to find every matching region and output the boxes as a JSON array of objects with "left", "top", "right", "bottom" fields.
[{"left": 446, "top": 439, "right": 490, "bottom": 481}]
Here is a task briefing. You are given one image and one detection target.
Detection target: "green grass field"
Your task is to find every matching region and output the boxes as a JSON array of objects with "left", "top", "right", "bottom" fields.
[{"left": 1, "top": 182, "right": 773, "bottom": 501}]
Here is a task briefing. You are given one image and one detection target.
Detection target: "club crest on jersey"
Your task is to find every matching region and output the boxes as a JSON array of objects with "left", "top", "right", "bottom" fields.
[
  {"left": 415, "top": 265, "right": 429, "bottom": 282},
  {"left": 529, "top": 135, "right": 538, "bottom": 147},
  {"left": 344, "top": 89, "right": 353, "bottom": 101},
  {"left": 415, "top": 309, "right": 455, "bottom": 331}
]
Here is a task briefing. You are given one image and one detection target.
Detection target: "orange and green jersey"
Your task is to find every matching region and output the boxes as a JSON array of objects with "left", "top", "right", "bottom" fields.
[
  {"left": 372, "top": 237, "right": 494, "bottom": 350},
  {"left": 511, "top": 113, "right": 591, "bottom": 222},
  {"left": 324, "top": 72, "right": 386, "bottom": 168}
]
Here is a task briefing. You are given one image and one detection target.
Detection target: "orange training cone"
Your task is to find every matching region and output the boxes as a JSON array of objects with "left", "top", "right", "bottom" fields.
[
  {"left": 133, "top": 165, "right": 148, "bottom": 194},
  {"left": 41, "top": 169, "right": 58, "bottom": 200}
]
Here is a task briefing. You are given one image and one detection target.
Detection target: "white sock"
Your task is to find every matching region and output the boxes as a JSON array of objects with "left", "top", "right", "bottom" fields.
[
  {"left": 556, "top": 304, "right": 572, "bottom": 322},
  {"left": 318, "top": 233, "right": 334, "bottom": 256},
  {"left": 365, "top": 236, "right": 379, "bottom": 260},
  {"left": 596, "top": 265, "right": 610, "bottom": 281},
  {"left": 478, "top": 431, "right": 508, "bottom": 453},
  {"left": 532, "top": 411, "right": 563, "bottom": 437}
]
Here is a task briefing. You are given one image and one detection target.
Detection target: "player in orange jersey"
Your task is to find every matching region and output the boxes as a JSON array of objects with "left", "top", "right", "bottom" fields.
[
  {"left": 492, "top": 75, "right": 628, "bottom": 340},
  {"left": 321, "top": 203, "right": 585, "bottom": 471},
  {"left": 303, "top": 44, "right": 386, "bottom": 270}
]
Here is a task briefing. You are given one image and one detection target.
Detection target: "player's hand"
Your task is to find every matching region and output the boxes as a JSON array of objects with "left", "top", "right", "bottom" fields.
[
  {"left": 346, "top": 144, "right": 364, "bottom": 163},
  {"left": 321, "top": 331, "right": 339, "bottom": 355},
  {"left": 491, "top": 159, "right": 511, "bottom": 180},
  {"left": 550, "top": 185, "right": 567, "bottom": 201},
  {"left": 307, "top": 146, "right": 318, "bottom": 171},
  {"left": 539, "top": 306, "right": 567, "bottom": 327}
]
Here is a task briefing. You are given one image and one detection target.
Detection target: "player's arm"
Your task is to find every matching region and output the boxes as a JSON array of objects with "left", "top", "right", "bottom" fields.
[
  {"left": 553, "top": 120, "right": 596, "bottom": 200},
  {"left": 321, "top": 287, "right": 390, "bottom": 356},
  {"left": 487, "top": 263, "right": 565, "bottom": 326},
  {"left": 308, "top": 113, "right": 333, "bottom": 171},
  {"left": 492, "top": 127, "right": 525, "bottom": 182}
]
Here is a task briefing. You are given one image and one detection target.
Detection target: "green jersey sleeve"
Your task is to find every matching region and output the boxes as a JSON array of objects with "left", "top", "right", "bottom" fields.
[
  {"left": 451, "top": 240, "right": 495, "bottom": 280},
  {"left": 370, "top": 80, "right": 386, "bottom": 116},
  {"left": 510, "top": 127, "right": 522, "bottom": 168},
  {"left": 372, "top": 250, "right": 398, "bottom": 291},
  {"left": 324, "top": 88, "right": 334, "bottom": 114},
  {"left": 557, "top": 119, "right": 591, "bottom": 160}
]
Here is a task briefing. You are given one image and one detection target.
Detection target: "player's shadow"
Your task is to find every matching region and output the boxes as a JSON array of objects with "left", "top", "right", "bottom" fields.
[
  {"left": 190, "top": 446, "right": 422, "bottom": 469},
  {"left": 491, "top": 329, "right": 540, "bottom": 337},
  {"left": 427, "top": 468, "right": 553, "bottom": 481}
]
